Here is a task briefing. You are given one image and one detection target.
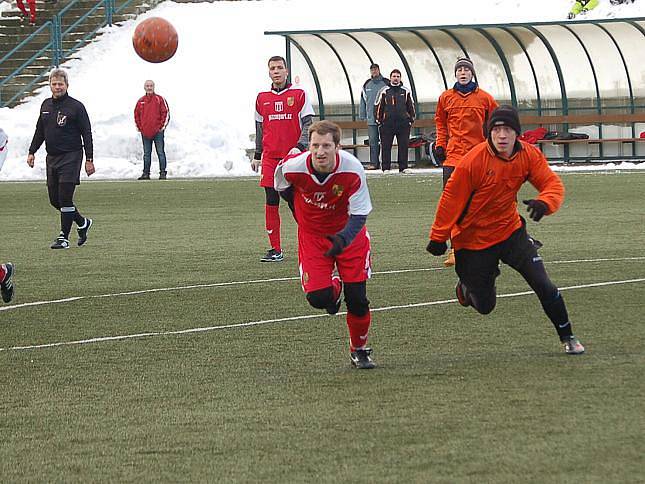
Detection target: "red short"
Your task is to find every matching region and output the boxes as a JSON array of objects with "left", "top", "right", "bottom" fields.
[
  {"left": 298, "top": 227, "right": 372, "bottom": 293},
  {"left": 260, "top": 156, "right": 281, "bottom": 188}
]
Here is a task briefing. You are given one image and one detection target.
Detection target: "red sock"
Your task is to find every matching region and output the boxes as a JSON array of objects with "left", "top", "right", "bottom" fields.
[
  {"left": 265, "top": 205, "right": 281, "bottom": 252},
  {"left": 0, "top": 264, "right": 6, "bottom": 282},
  {"left": 346, "top": 311, "right": 371, "bottom": 352}
]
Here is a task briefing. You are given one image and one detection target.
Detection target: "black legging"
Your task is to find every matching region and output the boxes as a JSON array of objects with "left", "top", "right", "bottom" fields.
[{"left": 470, "top": 257, "right": 559, "bottom": 315}]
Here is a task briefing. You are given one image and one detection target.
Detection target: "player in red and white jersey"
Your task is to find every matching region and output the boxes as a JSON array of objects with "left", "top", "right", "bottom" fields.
[
  {"left": 252, "top": 55, "right": 315, "bottom": 263},
  {"left": 274, "top": 121, "right": 376, "bottom": 369}
]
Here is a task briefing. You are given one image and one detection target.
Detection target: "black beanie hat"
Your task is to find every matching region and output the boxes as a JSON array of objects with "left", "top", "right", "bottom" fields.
[
  {"left": 487, "top": 105, "right": 521, "bottom": 136},
  {"left": 454, "top": 57, "right": 475, "bottom": 76}
]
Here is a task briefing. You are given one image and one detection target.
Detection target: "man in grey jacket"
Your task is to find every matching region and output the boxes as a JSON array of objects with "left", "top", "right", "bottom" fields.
[{"left": 359, "top": 64, "right": 388, "bottom": 170}]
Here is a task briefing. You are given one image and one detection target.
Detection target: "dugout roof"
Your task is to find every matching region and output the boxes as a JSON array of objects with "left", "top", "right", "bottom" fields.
[{"left": 266, "top": 18, "right": 645, "bottom": 161}]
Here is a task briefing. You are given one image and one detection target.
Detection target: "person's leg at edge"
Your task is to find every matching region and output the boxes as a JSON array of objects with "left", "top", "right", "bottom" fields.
[{"left": 27, "top": 0, "right": 36, "bottom": 23}]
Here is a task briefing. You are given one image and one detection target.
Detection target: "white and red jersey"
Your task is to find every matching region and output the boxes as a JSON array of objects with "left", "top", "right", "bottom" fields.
[
  {"left": 275, "top": 150, "right": 372, "bottom": 236},
  {"left": 255, "top": 84, "right": 314, "bottom": 159}
]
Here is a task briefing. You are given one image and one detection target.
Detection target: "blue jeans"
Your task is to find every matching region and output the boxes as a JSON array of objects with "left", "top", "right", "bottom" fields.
[
  {"left": 368, "top": 124, "right": 381, "bottom": 168},
  {"left": 142, "top": 130, "right": 167, "bottom": 174}
]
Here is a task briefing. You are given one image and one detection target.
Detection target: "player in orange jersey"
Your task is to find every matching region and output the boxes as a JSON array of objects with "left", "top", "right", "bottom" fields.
[
  {"left": 434, "top": 57, "right": 498, "bottom": 266},
  {"left": 427, "top": 106, "right": 584, "bottom": 355}
]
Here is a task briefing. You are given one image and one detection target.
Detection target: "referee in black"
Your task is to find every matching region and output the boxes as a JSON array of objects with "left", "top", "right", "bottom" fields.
[{"left": 27, "top": 68, "right": 95, "bottom": 249}]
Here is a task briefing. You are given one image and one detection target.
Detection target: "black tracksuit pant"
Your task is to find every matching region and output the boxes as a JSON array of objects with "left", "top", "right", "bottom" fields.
[{"left": 379, "top": 121, "right": 410, "bottom": 171}]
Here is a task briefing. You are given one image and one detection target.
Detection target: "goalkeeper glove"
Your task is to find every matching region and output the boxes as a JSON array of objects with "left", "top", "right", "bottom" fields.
[
  {"left": 325, "top": 234, "right": 346, "bottom": 257},
  {"left": 523, "top": 199, "right": 548, "bottom": 222},
  {"left": 426, "top": 240, "right": 448, "bottom": 256},
  {"left": 433, "top": 145, "right": 446, "bottom": 163}
]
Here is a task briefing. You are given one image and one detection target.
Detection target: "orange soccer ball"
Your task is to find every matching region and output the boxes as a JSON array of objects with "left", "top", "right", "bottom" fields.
[{"left": 132, "top": 17, "right": 178, "bottom": 63}]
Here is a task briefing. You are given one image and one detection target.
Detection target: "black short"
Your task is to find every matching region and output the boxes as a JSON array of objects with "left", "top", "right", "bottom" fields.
[
  {"left": 46, "top": 150, "right": 83, "bottom": 186},
  {"left": 454, "top": 224, "right": 541, "bottom": 292}
]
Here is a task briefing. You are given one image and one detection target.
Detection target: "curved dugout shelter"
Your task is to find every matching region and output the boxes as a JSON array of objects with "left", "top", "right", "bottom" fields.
[{"left": 266, "top": 18, "right": 645, "bottom": 163}]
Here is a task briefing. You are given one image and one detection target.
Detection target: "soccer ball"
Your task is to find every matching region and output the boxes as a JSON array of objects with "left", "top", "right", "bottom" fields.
[{"left": 132, "top": 17, "right": 178, "bottom": 63}]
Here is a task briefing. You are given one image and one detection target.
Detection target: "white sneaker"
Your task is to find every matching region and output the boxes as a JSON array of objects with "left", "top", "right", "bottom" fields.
[
  {"left": 382, "top": 169, "right": 390, "bottom": 174},
  {"left": 401, "top": 168, "right": 412, "bottom": 174}
]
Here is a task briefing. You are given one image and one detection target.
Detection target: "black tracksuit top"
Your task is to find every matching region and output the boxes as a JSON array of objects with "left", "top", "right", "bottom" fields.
[{"left": 29, "top": 93, "right": 93, "bottom": 159}]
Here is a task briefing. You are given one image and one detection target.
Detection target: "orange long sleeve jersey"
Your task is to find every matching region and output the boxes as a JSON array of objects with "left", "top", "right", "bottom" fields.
[
  {"left": 434, "top": 88, "right": 498, "bottom": 168},
  {"left": 430, "top": 141, "right": 565, "bottom": 250}
]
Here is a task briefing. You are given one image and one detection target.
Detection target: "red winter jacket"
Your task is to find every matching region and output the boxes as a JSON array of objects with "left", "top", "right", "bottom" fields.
[{"left": 134, "top": 93, "right": 169, "bottom": 139}]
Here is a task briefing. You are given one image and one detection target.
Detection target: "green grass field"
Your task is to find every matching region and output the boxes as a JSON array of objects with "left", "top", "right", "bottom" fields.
[{"left": 1, "top": 172, "right": 644, "bottom": 483}]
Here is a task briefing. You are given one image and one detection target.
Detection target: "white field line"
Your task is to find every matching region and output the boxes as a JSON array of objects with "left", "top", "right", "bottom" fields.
[
  {"left": 1, "top": 256, "right": 644, "bottom": 314},
  {"left": 1, "top": 277, "right": 644, "bottom": 353}
]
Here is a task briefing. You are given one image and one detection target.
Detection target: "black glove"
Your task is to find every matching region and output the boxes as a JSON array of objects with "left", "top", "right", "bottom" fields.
[
  {"left": 433, "top": 145, "right": 446, "bottom": 163},
  {"left": 426, "top": 240, "right": 448, "bottom": 256},
  {"left": 523, "top": 199, "right": 548, "bottom": 222},
  {"left": 325, "top": 234, "right": 346, "bottom": 257}
]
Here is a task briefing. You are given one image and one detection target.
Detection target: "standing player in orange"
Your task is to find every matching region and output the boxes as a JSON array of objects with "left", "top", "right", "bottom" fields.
[
  {"left": 275, "top": 121, "right": 376, "bottom": 369},
  {"left": 252, "top": 56, "right": 315, "bottom": 262},
  {"left": 434, "top": 57, "right": 498, "bottom": 266},
  {"left": 426, "top": 106, "right": 584, "bottom": 355}
]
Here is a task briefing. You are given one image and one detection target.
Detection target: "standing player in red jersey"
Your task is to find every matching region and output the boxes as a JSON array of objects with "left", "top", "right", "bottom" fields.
[
  {"left": 253, "top": 56, "right": 315, "bottom": 263},
  {"left": 274, "top": 121, "right": 376, "bottom": 369}
]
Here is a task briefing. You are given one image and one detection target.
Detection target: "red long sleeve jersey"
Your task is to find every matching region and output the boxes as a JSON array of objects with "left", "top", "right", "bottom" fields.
[
  {"left": 134, "top": 93, "right": 170, "bottom": 139},
  {"left": 255, "top": 85, "right": 314, "bottom": 159},
  {"left": 430, "top": 140, "right": 565, "bottom": 250},
  {"left": 274, "top": 150, "right": 372, "bottom": 236}
]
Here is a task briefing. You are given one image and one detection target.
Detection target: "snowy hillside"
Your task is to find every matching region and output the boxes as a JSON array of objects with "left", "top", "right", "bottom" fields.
[{"left": 0, "top": 0, "right": 643, "bottom": 181}]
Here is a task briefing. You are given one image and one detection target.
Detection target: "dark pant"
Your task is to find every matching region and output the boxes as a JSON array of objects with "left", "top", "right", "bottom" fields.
[
  {"left": 442, "top": 165, "right": 455, "bottom": 188},
  {"left": 379, "top": 122, "right": 410, "bottom": 171},
  {"left": 142, "top": 130, "right": 167, "bottom": 174},
  {"left": 367, "top": 124, "right": 381, "bottom": 168},
  {"left": 455, "top": 225, "right": 557, "bottom": 315}
]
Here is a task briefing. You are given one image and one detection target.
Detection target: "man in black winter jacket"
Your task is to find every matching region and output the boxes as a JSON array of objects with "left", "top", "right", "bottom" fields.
[
  {"left": 27, "top": 68, "right": 95, "bottom": 250},
  {"left": 374, "top": 69, "right": 416, "bottom": 173}
]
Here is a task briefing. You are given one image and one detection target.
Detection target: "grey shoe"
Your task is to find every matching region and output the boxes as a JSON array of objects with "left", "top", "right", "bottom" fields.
[
  {"left": 562, "top": 335, "right": 585, "bottom": 355},
  {"left": 350, "top": 348, "right": 376, "bottom": 369}
]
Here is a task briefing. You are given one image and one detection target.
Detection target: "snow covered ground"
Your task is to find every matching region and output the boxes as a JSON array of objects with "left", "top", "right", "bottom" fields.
[{"left": 0, "top": 0, "right": 643, "bottom": 181}]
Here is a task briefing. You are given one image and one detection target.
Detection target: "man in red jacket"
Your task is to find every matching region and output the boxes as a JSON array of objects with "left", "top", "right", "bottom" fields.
[
  {"left": 426, "top": 106, "right": 585, "bottom": 356},
  {"left": 134, "top": 80, "right": 169, "bottom": 180}
]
